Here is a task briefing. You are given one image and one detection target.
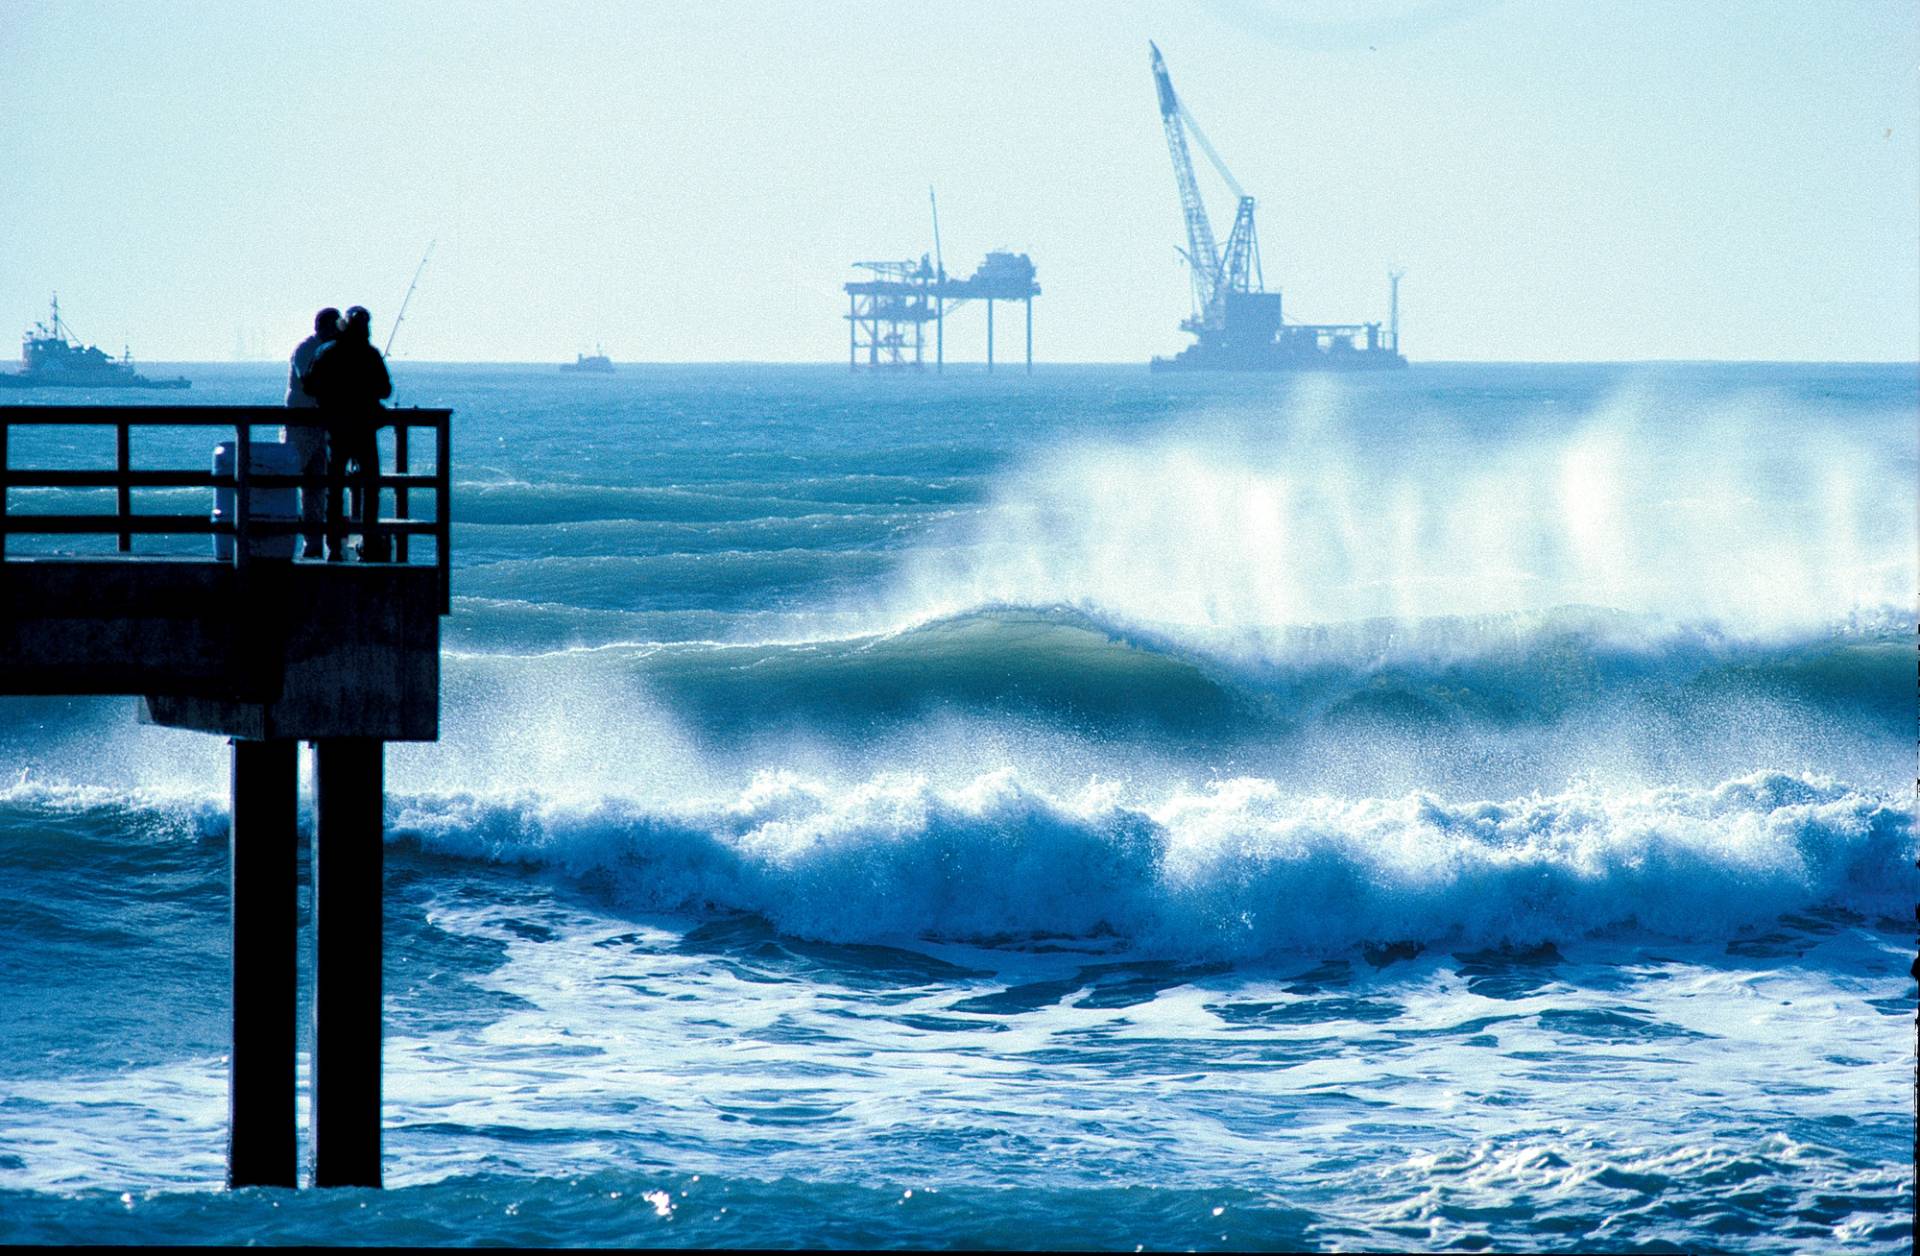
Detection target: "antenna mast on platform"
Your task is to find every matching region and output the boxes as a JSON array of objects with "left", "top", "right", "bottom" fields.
[
  {"left": 1389, "top": 269, "right": 1405, "bottom": 353},
  {"left": 929, "top": 186, "right": 945, "bottom": 281}
]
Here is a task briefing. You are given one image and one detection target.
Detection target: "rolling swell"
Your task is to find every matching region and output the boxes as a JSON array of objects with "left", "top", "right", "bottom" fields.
[
  {"left": 629, "top": 607, "right": 1247, "bottom": 734},
  {"left": 454, "top": 548, "right": 901, "bottom": 613},
  {"left": 436, "top": 601, "right": 1912, "bottom": 744},
  {"left": 455, "top": 510, "right": 942, "bottom": 565},
  {"left": 384, "top": 768, "right": 1915, "bottom": 959},
  {"left": 452, "top": 476, "right": 975, "bottom": 527}
]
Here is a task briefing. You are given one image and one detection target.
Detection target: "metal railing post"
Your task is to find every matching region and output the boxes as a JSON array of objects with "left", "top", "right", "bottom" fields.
[
  {"left": 117, "top": 422, "right": 132, "bottom": 553},
  {"left": 435, "top": 414, "right": 450, "bottom": 613},
  {"left": 235, "top": 421, "right": 251, "bottom": 570},
  {"left": 393, "top": 422, "right": 410, "bottom": 564}
]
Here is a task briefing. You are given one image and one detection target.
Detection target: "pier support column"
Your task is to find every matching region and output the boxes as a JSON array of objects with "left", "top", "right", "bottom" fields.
[
  {"left": 936, "top": 298, "right": 944, "bottom": 373},
  {"left": 228, "top": 737, "right": 298, "bottom": 1189},
  {"left": 310, "top": 737, "right": 384, "bottom": 1188}
]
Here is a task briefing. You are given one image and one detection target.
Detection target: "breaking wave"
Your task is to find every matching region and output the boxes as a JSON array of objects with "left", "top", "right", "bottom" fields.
[{"left": 381, "top": 769, "right": 1915, "bottom": 959}]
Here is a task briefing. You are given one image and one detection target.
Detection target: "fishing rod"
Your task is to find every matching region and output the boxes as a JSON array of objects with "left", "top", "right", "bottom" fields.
[
  {"left": 381, "top": 239, "right": 434, "bottom": 407},
  {"left": 384, "top": 239, "right": 436, "bottom": 358}
]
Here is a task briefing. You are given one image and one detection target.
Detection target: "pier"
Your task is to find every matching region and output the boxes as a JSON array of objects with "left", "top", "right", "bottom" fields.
[{"left": 0, "top": 404, "right": 451, "bottom": 1189}]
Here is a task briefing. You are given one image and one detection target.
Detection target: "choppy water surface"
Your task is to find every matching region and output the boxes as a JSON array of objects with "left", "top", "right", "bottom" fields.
[{"left": 0, "top": 363, "right": 1913, "bottom": 1251}]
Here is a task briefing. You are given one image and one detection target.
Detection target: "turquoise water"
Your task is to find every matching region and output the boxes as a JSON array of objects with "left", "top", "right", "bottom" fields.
[{"left": 0, "top": 362, "right": 1913, "bottom": 1250}]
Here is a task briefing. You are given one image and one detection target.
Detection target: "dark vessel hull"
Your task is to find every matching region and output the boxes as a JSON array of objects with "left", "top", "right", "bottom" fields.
[
  {"left": 1150, "top": 294, "right": 1407, "bottom": 372},
  {"left": 1149, "top": 346, "right": 1407, "bottom": 372}
]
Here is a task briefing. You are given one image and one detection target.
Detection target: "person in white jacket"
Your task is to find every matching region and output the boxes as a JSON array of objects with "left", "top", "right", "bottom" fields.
[{"left": 283, "top": 307, "right": 339, "bottom": 558}]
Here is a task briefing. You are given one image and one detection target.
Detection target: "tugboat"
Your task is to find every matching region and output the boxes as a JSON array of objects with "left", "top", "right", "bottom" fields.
[
  {"left": 559, "top": 345, "right": 615, "bottom": 374},
  {"left": 0, "top": 295, "right": 190, "bottom": 389}
]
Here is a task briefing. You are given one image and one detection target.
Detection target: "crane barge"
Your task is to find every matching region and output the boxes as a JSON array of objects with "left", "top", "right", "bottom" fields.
[{"left": 1147, "top": 42, "right": 1406, "bottom": 372}]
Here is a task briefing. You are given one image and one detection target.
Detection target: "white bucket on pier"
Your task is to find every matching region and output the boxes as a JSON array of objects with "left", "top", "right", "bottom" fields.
[{"left": 212, "top": 440, "right": 301, "bottom": 560}]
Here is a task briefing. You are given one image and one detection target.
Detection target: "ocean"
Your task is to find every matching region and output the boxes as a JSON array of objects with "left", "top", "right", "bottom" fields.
[{"left": 0, "top": 361, "right": 1912, "bottom": 1251}]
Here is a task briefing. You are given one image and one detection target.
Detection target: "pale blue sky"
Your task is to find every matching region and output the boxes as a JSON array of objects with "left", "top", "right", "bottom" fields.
[{"left": 3, "top": 0, "right": 1915, "bottom": 362}]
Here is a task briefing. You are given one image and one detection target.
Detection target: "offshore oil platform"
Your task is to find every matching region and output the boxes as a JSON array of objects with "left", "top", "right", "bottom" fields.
[
  {"left": 844, "top": 191, "right": 1039, "bottom": 372},
  {"left": 1148, "top": 43, "right": 1405, "bottom": 372}
]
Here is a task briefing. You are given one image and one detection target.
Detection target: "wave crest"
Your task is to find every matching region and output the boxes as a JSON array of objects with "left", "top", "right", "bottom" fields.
[{"left": 389, "top": 769, "right": 1914, "bottom": 958}]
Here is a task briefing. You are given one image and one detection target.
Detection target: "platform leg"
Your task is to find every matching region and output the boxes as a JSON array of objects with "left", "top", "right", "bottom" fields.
[
  {"left": 310, "top": 737, "right": 384, "bottom": 1188},
  {"left": 228, "top": 737, "right": 299, "bottom": 1189}
]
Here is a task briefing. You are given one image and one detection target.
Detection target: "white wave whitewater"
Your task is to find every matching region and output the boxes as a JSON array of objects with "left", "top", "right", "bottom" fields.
[
  {"left": 871, "top": 380, "right": 1910, "bottom": 649},
  {"left": 0, "top": 363, "right": 1912, "bottom": 1252},
  {"left": 385, "top": 769, "right": 1913, "bottom": 958}
]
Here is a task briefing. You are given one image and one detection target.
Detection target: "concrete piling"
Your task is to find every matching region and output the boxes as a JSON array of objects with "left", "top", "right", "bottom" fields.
[
  {"left": 227, "top": 737, "right": 299, "bottom": 1188},
  {"left": 310, "top": 737, "right": 385, "bottom": 1188}
]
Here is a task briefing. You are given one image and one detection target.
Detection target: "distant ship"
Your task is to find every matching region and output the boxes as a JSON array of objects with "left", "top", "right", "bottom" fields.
[
  {"left": 560, "top": 346, "right": 615, "bottom": 374},
  {"left": 0, "top": 295, "right": 190, "bottom": 390}
]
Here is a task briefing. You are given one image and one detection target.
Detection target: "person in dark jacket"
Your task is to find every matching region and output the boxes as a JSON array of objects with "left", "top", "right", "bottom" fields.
[
  {"left": 284, "top": 307, "right": 339, "bottom": 558},
  {"left": 303, "top": 305, "right": 392, "bottom": 561}
]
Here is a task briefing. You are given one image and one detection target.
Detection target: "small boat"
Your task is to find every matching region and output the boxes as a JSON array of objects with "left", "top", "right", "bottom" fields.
[
  {"left": 560, "top": 346, "right": 615, "bottom": 374},
  {"left": 0, "top": 295, "right": 190, "bottom": 389}
]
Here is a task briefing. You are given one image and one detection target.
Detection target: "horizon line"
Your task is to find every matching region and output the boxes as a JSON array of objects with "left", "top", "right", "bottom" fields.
[{"left": 148, "top": 357, "right": 1920, "bottom": 369}]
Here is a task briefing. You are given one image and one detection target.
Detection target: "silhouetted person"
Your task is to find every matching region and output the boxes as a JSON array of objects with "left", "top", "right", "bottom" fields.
[
  {"left": 303, "top": 305, "right": 392, "bottom": 561},
  {"left": 284, "top": 306, "right": 339, "bottom": 558}
]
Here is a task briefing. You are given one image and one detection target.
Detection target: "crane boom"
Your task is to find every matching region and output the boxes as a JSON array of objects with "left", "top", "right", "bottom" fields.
[
  {"left": 1150, "top": 42, "right": 1220, "bottom": 324},
  {"left": 1176, "top": 101, "right": 1244, "bottom": 203}
]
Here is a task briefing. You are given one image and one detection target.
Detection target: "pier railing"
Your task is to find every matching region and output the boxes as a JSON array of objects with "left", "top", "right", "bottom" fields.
[{"left": 0, "top": 405, "right": 452, "bottom": 612}]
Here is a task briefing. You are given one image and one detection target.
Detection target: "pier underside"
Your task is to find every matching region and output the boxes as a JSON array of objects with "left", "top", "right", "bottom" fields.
[{"left": 0, "top": 558, "right": 440, "bottom": 740}]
